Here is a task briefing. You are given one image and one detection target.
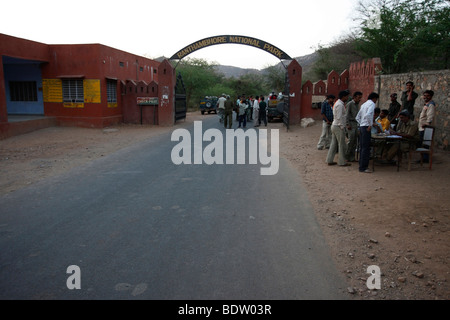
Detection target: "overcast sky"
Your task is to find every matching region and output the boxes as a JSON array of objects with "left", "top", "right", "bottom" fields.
[{"left": 1, "top": 0, "right": 360, "bottom": 69}]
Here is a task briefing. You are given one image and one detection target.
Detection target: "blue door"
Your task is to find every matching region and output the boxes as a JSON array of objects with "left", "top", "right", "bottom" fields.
[{"left": 3, "top": 57, "right": 44, "bottom": 115}]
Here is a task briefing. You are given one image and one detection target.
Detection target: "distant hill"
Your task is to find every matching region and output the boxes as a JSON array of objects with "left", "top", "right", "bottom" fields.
[
  {"left": 213, "top": 65, "right": 261, "bottom": 78},
  {"left": 292, "top": 52, "right": 319, "bottom": 75},
  {"left": 213, "top": 52, "right": 319, "bottom": 78},
  {"left": 151, "top": 52, "right": 320, "bottom": 78}
]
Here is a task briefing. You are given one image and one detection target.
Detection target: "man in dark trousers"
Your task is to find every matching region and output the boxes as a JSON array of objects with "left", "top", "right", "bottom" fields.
[
  {"left": 257, "top": 95, "right": 268, "bottom": 127},
  {"left": 388, "top": 93, "right": 401, "bottom": 125},
  {"left": 356, "top": 92, "right": 379, "bottom": 173},
  {"left": 345, "top": 91, "right": 362, "bottom": 162},
  {"left": 223, "top": 95, "right": 234, "bottom": 129}
]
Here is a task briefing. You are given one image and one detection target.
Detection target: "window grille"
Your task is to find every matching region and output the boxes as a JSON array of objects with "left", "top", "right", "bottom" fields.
[
  {"left": 107, "top": 79, "right": 117, "bottom": 103},
  {"left": 62, "top": 79, "right": 84, "bottom": 102},
  {"left": 9, "top": 81, "right": 37, "bottom": 101}
]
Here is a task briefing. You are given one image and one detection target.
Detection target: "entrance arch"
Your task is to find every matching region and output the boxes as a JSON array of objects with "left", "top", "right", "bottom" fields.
[
  {"left": 170, "top": 35, "right": 292, "bottom": 65},
  {"left": 168, "top": 35, "right": 302, "bottom": 127}
]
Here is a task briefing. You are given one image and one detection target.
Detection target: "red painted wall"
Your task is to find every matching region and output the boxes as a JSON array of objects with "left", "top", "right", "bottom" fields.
[
  {"left": 301, "top": 81, "right": 313, "bottom": 119},
  {"left": 0, "top": 34, "right": 50, "bottom": 61},
  {"left": 99, "top": 45, "right": 159, "bottom": 125},
  {"left": 288, "top": 60, "right": 302, "bottom": 125},
  {"left": 349, "top": 58, "right": 382, "bottom": 103},
  {"left": 301, "top": 80, "right": 323, "bottom": 120},
  {"left": 41, "top": 44, "right": 160, "bottom": 127},
  {"left": 327, "top": 70, "right": 340, "bottom": 96},
  {"left": 122, "top": 80, "right": 159, "bottom": 124},
  {"left": 314, "top": 80, "right": 326, "bottom": 95},
  {"left": 157, "top": 60, "right": 176, "bottom": 126},
  {"left": 339, "top": 70, "right": 349, "bottom": 92}
]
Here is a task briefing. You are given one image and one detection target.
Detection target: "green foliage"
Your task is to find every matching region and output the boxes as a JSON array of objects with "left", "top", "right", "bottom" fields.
[
  {"left": 354, "top": 0, "right": 449, "bottom": 73},
  {"left": 304, "top": 0, "right": 449, "bottom": 78},
  {"left": 227, "top": 73, "right": 269, "bottom": 98},
  {"left": 176, "top": 58, "right": 222, "bottom": 110},
  {"left": 306, "top": 36, "right": 364, "bottom": 82},
  {"left": 262, "top": 65, "right": 285, "bottom": 93},
  {"left": 176, "top": 58, "right": 277, "bottom": 111}
]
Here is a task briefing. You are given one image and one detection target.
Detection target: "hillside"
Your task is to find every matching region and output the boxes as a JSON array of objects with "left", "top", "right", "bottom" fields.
[
  {"left": 213, "top": 51, "right": 319, "bottom": 78},
  {"left": 153, "top": 52, "right": 320, "bottom": 79},
  {"left": 213, "top": 65, "right": 261, "bottom": 78}
]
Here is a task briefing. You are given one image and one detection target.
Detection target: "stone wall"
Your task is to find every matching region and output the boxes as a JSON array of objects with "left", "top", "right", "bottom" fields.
[{"left": 374, "top": 70, "right": 450, "bottom": 150}]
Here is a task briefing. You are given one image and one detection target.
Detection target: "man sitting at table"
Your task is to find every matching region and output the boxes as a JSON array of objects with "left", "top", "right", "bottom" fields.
[
  {"left": 384, "top": 110, "right": 419, "bottom": 163},
  {"left": 377, "top": 109, "right": 391, "bottom": 132}
]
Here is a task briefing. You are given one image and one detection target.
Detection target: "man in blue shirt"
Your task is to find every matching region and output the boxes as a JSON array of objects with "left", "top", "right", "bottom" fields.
[{"left": 317, "top": 95, "right": 335, "bottom": 150}]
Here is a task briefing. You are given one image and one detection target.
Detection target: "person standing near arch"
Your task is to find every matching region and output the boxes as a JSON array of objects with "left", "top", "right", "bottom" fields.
[
  {"left": 238, "top": 97, "right": 248, "bottom": 128},
  {"left": 317, "top": 95, "right": 335, "bottom": 150},
  {"left": 345, "top": 91, "right": 362, "bottom": 162},
  {"left": 223, "top": 95, "right": 234, "bottom": 129},
  {"left": 326, "top": 90, "right": 351, "bottom": 167},
  {"left": 258, "top": 95, "right": 268, "bottom": 127}
]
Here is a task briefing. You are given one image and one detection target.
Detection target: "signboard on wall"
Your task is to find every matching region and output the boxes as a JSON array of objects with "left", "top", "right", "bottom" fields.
[
  {"left": 43, "top": 79, "right": 101, "bottom": 104},
  {"left": 83, "top": 79, "right": 101, "bottom": 103},
  {"left": 42, "top": 79, "right": 63, "bottom": 102},
  {"left": 137, "top": 97, "right": 158, "bottom": 106}
]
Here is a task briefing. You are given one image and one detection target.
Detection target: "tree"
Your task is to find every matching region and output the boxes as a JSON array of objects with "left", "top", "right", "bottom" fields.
[
  {"left": 176, "top": 57, "right": 278, "bottom": 111},
  {"left": 354, "top": 0, "right": 449, "bottom": 73},
  {"left": 228, "top": 73, "right": 268, "bottom": 98},
  {"left": 176, "top": 58, "right": 223, "bottom": 110},
  {"left": 303, "top": 35, "right": 364, "bottom": 82},
  {"left": 262, "top": 65, "right": 285, "bottom": 94}
]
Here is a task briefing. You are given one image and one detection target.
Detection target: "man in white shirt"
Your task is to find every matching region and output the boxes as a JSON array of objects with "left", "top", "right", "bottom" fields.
[
  {"left": 253, "top": 96, "right": 260, "bottom": 127},
  {"left": 356, "top": 92, "right": 379, "bottom": 173},
  {"left": 326, "top": 90, "right": 351, "bottom": 166},
  {"left": 217, "top": 93, "right": 227, "bottom": 123}
]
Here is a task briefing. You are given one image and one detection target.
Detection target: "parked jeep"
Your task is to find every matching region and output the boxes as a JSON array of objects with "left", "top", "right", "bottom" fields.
[
  {"left": 199, "top": 96, "right": 218, "bottom": 114},
  {"left": 267, "top": 94, "right": 284, "bottom": 122}
]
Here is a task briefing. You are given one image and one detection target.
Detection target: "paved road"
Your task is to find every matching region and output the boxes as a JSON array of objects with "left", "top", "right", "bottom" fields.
[{"left": 0, "top": 116, "right": 347, "bottom": 299}]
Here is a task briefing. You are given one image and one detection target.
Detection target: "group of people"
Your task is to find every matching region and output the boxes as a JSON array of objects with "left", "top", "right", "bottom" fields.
[
  {"left": 216, "top": 93, "right": 272, "bottom": 129},
  {"left": 318, "top": 81, "right": 436, "bottom": 173}
]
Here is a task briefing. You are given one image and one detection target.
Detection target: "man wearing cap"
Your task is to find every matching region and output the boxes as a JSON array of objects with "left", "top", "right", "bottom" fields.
[
  {"left": 326, "top": 90, "right": 351, "bottom": 167},
  {"left": 385, "top": 110, "right": 419, "bottom": 162}
]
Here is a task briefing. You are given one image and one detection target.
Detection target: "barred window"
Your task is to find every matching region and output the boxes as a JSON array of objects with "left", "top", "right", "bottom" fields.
[
  {"left": 9, "top": 81, "right": 38, "bottom": 101},
  {"left": 107, "top": 79, "right": 117, "bottom": 103},
  {"left": 62, "top": 79, "right": 84, "bottom": 102}
]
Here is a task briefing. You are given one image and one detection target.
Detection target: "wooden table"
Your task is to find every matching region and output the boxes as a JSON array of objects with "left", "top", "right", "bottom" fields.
[{"left": 371, "top": 134, "right": 404, "bottom": 172}]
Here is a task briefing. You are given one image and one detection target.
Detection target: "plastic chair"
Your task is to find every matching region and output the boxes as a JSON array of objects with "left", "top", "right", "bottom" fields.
[{"left": 408, "top": 126, "right": 435, "bottom": 171}]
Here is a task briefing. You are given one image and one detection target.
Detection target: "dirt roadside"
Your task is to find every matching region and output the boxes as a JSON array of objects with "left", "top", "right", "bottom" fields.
[
  {"left": 0, "top": 112, "right": 448, "bottom": 300},
  {"left": 278, "top": 120, "right": 449, "bottom": 300}
]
